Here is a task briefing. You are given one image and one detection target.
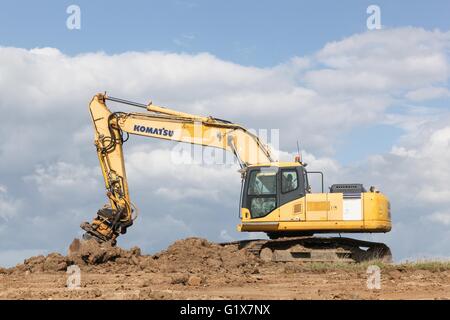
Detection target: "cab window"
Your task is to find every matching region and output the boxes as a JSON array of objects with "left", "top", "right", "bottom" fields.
[
  {"left": 247, "top": 170, "right": 277, "bottom": 218},
  {"left": 248, "top": 170, "right": 277, "bottom": 195},
  {"left": 281, "top": 170, "right": 298, "bottom": 193}
]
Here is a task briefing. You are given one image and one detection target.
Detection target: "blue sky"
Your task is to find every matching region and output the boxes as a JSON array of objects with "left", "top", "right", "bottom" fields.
[
  {"left": 0, "top": 0, "right": 449, "bottom": 64},
  {"left": 1, "top": 1, "right": 450, "bottom": 265}
]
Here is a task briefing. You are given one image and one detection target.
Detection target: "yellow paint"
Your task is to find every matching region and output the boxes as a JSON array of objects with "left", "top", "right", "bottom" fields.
[
  {"left": 239, "top": 191, "right": 391, "bottom": 234},
  {"left": 307, "top": 201, "right": 330, "bottom": 212},
  {"left": 327, "top": 193, "right": 343, "bottom": 220},
  {"left": 305, "top": 194, "right": 328, "bottom": 221},
  {"left": 278, "top": 198, "right": 305, "bottom": 221},
  {"left": 363, "top": 192, "right": 391, "bottom": 224}
]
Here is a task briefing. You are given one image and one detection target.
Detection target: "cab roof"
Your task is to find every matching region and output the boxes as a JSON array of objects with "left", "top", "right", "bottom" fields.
[{"left": 247, "top": 161, "right": 304, "bottom": 168}]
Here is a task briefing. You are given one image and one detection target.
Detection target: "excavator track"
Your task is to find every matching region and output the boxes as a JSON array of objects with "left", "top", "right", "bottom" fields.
[{"left": 220, "top": 237, "right": 392, "bottom": 263}]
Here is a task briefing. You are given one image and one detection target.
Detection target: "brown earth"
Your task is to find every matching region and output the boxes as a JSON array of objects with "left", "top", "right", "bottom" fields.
[{"left": 1, "top": 237, "right": 450, "bottom": 300}]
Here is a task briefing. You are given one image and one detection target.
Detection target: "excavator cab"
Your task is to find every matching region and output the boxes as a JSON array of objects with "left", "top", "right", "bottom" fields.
[
  {"left": 242, "top": 163, "right": 306, "bottom": 219},
  {"left": 238, "top": 162, "right": 391, "bottom": 238},
  {"left": 236, "top": 161, "right": 392, "bottom": 262}
]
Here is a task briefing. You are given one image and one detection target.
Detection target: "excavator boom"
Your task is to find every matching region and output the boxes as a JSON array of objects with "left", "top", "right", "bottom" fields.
[{"left": 82, "top": 93, "right": 274, "bottom": 243}]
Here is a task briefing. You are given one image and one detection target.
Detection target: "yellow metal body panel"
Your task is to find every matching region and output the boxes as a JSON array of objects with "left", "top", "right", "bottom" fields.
[
  {"left": 363, "top": 192, "right": 391, "bottom": 222},
  {"left": 279, "top": 198, "right": 305, "bottom": 222},
  {"left": 305, "top": 194, "right": 329, "bottom": 221},
  {"left": 327, "top": 193, "right": 343, "bottom": 220},
  {"left": 118, "top": 113, "right": 273, "bottom": 166},
  {"left": 238, "top": 191, "right": 391, "bottom": 234}
]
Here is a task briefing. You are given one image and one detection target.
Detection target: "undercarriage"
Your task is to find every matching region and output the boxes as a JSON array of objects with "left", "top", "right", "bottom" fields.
[{"left": 222, "top": 236, "right": 392, "bottom": 263}]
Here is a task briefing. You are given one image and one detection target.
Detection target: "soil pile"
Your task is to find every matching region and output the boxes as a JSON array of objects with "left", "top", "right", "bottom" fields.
[
  {"left": 152, "top": 237, "right": 258, "bottom": 274},
  {"left": 7, "top": 253, "right": 69, "bottom": 273},
  {"left": 2, "top": 237, "right": 450, "bottom": 299},
  {"left": 3, "top": 237, "right": 259, "bottom": 275}
]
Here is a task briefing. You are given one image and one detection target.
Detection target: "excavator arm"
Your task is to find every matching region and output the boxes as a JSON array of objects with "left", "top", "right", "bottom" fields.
[{"left": 81, "top": 93, "right": 273, "bottom": 244}]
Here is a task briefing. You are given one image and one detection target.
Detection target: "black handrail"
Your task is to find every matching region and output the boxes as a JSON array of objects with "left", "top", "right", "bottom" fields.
[{"left": 306, "top": 171, "right": 324, "bottom": 193}]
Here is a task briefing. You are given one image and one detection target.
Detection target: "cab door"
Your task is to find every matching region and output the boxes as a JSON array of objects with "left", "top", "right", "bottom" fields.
[
  {"left": 243, "top": 168, "right": 279, "bottom": 220},
  {"left": 278, "top": 167, "right": 306, "bottom": 221}
]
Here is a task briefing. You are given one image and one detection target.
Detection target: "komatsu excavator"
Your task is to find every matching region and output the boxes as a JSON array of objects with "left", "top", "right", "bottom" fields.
[{"left": 81, "top": 93, "right": 392, "bottom": 262}]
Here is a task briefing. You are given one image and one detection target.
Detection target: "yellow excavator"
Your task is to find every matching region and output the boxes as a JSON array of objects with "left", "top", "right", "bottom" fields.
[{"left": 81, "top": 93, "right": 392, "bottom": 262}]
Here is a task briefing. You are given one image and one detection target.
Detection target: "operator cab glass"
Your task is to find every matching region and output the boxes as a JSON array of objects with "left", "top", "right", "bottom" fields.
[
  {"left": 281, "top": 170, "right": 298, "bottom": 193},
  {"left": 247, "top": 170, "right": 277, "bottom": 218},
  {"left": 242, "top": 165, "right": 307, "bottom": 219}
]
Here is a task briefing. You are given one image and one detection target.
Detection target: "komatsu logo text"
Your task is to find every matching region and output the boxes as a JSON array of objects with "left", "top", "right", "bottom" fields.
[{"left": 133, "top": 125, "right": 174, "bottom": 137}]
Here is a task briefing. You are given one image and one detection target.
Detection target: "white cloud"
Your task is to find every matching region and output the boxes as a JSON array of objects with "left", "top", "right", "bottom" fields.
[
  {"left": 347, "top": 117, "right": 450, "bottom": 226},
  {"left": 405, "top": 86, "right": 450, "bottom": 101},
  {"left": 0, "top": 185, "right": 22, "bottom": 221},
  {"left": 126, "top": 146, "right": 240, "bottom": 202},
  {"left": 429, "top": 212, "right": 450, "bottom": 225},
  {"left": 23, "top": 162, "right": 102, "bottom": 203},
  {"left": 1, "top": 27, "right": 446, "bottom": 161},
  {"left": 313, "top": 28, "right": 450, "bottom": 93}
]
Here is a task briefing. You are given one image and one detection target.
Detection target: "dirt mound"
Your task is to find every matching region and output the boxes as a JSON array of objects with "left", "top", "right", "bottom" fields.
[
  {"left": 67, "top": 238, "right": 140, "bottom": 265},
  {"left": 3, "top": 237, "right": 450, "bottom": 299},
  {"left": 1, "top": 252, "right": 69, "bottom": 274},
  {"left": 4, "top": 237, "right": 259, "bottom": 276},
  {"left": 5, "top": 238, "right": 151, "bottom": 274},
  {"left": 20, "top": 253, "right": 68, "bottom": 273},
  {"left": 153, "top": 237, "right": 259, "bottom": 274}
]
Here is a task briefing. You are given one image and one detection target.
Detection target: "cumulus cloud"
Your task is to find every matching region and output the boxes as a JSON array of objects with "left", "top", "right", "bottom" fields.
[
  {"left": 1, "top": 27, "right": 450, "bottom": 266},
  {"left": 23, "top": 162, "right": 102, "bottom": 205},
  {"left": 350, "top": 115, "right": 450, "bottom": 207},
  {"left": 429, "top": 212, "right": 450, "bottom": 226},
  {"left": 405, "top": 87, "right": 450, "bottom": 101},
  {"left": 0, "top": 185, "right": 22, "bottom": 221},
  {"left": 340, "top": 111, "right": 450, "bottom": 259},
  {"left": 312, "top": 28, "right": 450, "bottom": 93}
]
